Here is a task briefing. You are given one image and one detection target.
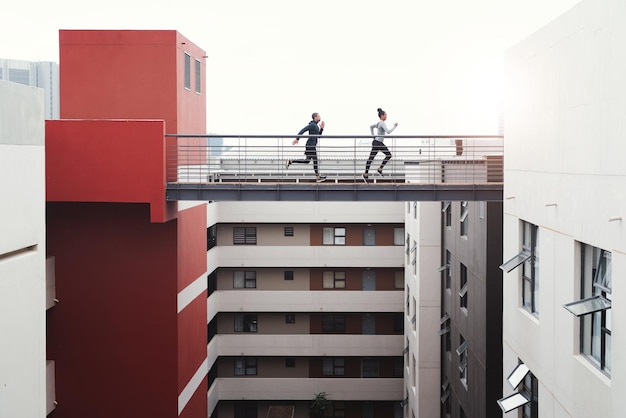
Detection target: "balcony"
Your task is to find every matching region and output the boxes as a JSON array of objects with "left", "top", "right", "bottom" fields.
[
  {"left": 166, "top": 134, "right": 503, "bottom": 202},
  {"left": 217, "top": 377, "right": 403, "bottom": 401},
  {"left": 217, "top": 334, "right": 403, "bottom": 357}
]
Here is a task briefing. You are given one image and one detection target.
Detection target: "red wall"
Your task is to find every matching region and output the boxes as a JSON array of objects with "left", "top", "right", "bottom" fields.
[
  {"left": 59, "top": 30, "right": 206, "bottom": 135},
  {"left": 47, "top": 202, "right": 178, "bottom": 417},
  {"left": 46, "top": 119, "right": 177, "bottom": 223},
  {"left": 176, "top": 205, "right": 208, "bottom": 403}
]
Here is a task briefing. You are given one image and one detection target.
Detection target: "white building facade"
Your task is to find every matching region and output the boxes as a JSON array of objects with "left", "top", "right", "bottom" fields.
[
  {"left": 502, "top": 0, "right": 626, "bottom": 416},
  {"left": 0, "top": 59, "right": 59, "bottom": 119},
  {"left": 0, "top": 81, "right": 48, "bottom": 416}
]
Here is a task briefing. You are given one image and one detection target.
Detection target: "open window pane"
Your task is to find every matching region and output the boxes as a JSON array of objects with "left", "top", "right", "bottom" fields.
[
  {"left": 455, "top": 340, "right": 467, "bottom": 356},
  {"left": 459, "top": 282, "right": 468, "bottom": 297},
  {"left": 442, "top": 201, "right": 451, "bottom": 212},
  {"left": 438, "top": 263, "right": 451, "bottom": 272},
  {"left": 437, "top": 326, "right": 451, "bottom": 336},
  {"left": 563, "top": 295, "right": 611, "bottom": 317},
  {"left": 506, "top": 363, "right": 530, "bottom": 389},
  {"left": 440, "top": 313, "right": 450, "bottom": 324},
  {"left": 500, "top": 251, "right": 531, "bottom": 273},
  {"left": 497, "top": 392, "right": 530, "bottom": 413}
]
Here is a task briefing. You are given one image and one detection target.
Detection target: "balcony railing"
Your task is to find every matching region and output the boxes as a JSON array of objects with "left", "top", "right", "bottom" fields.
[{"left": 167, "top": 134, "right": 503, "bottom": 184}]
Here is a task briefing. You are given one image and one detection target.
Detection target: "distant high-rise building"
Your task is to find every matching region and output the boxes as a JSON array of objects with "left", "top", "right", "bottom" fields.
[{"left": 0, "top": 59, "right": 59, "bottom": 119}]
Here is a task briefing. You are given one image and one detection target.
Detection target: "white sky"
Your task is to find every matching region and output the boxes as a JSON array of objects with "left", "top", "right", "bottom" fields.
[{"left": 1, "top": 0, "right": 581, "bottom": 135}]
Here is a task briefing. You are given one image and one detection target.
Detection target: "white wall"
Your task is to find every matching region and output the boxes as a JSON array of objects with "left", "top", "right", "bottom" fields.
[
  {"left": 0, "top": 81, "right": 46, "bottom": 417},
  {"left": 404, "top": 202, "right": 441, "bottom": 418},
  {"left": 503, "top": 0, "right": 626, "bottom": 416}
]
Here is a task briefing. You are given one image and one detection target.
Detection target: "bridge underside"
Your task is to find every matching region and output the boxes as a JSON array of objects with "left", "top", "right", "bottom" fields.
[{"left": 165, "top": 182, "right": 503, "bottom": 202}]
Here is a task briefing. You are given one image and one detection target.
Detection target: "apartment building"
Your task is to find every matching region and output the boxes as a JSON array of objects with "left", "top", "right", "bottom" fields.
[
  {"left": 206, "top": 201, "right": 405, "bottom": 418},
  {"left": 0, "top": 58, "right": 59, "bottom": 119},
  {"left": 45, "top": 30, "right": 209, "bottom": 417},
  {"left": 501, "top": 0, "right": 626, "bottom": 416},
  {"left": 440, "top": 200, "right": 503, "bottom": 418},
  {"left": 0, "top": 81, "right": 47, "bottom": 417}
]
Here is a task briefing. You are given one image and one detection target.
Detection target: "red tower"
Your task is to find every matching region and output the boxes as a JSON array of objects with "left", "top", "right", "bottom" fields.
[{"left": 46, "top": 30, "right": 208, "bottom": 418}]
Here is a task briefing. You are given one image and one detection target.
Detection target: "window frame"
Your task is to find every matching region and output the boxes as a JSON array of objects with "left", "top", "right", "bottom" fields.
[
  {"left": 323, "top": 271, "right": 346, "bottom": 289},
  {"left": 460, "top": 201, "right": 468, "bottom": 237},
  {"left": 233, "top": 271, "right": 257, "bottom": 289},
  {"left": 323, "top": 227, "right": 346, "bottom": 245},
  {"left": 234, "top": 314, "right": 258, "bottom": 333},
  {"left": 234, "top": 358, "right": 257, "bottom": 376},
  {"left": 322, "top": 357, "right": 345, "bottom": 376},
  {"left": 322, "top": 314, "right": 346, "bottom": 333},
  {"left": 233, "top": 226, "right": 257, "bottom": 245},
  {"left": 194, "top": 58, "right": 201, "bottom": 93},
  {"left": 184, "top": 52, "right": 191, "bottom": 90}
]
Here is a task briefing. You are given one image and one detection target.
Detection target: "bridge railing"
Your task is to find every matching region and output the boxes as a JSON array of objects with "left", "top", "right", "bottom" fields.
[{"left": 166, "top": 135, "right": 503, "bottom": 184}]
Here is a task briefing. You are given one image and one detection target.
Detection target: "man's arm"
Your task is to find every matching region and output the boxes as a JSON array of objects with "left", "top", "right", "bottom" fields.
[{"left": 293, "top": 124, "right": 310, "bottom": 145}]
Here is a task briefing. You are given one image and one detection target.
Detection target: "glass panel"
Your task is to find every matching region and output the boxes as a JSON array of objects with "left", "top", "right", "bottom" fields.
[
  {"left": 440, "top": 313, "right": 450, "bottom": 324},
  {"left": 437, "top": 326, "right": 451, "bottom": 336},
  {"left": 394, "top": 228, "right": 405, "bottom": 245},
  {"left": 459, "top": 282, "right": 468, "bottom": 297},
  {"left": 506, "top": 363, "right": 530, "bottom": 389},
  {"left": 322, "top": 228, "right": 333, "bottom": 245},
  {"left": 563, "top": 295, "right": 611, "bottom": 317},
  {"left": 497, "top": 392, "right": 530, "bottom": 413},
  {"left": 500, "top": 251, "right": 531, "bottom": 273},
  {"left": 456, "top": 340, "right": 467, "bottom": 356},
  {"left": 442, "top": 201, "right": 451, "bottom": 212},
  {"left": 438, "top": 263, "right": 451, "bottom": 272},
  {"left": 233, "top": 271, "right": 244, "bottom": 288}
]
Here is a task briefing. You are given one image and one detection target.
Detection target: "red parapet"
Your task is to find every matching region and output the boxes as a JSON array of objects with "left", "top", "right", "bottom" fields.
[{"left": 45, "top": 119, "right": 177, "bottom": 223}]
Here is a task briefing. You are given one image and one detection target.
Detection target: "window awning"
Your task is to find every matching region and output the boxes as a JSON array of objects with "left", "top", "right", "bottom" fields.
[
  {"left": 500, "top": 251, "right": 531, "bottom": 273},
  {"left": 497, "top": 392, "right": 530, "bottom": 413},
  {"left": 563, "top": 295, "right": 611, "bottom": 317}
]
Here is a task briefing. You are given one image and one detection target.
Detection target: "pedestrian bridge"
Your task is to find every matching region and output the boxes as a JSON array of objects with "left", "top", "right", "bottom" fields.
[{"left": 165, "top": 135, "right": 503, "bottom": 202}]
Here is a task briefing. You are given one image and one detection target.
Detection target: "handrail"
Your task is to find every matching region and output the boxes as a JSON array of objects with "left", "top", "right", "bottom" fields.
[{"left": 165, "top": 134, "right": 503, "bottom": 185}]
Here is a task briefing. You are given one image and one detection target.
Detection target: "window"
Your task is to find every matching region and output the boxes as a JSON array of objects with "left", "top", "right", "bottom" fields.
[
  {"left": 207, "top": 224, "right": 217, "bottom": 250},
  {"left": 323, "top": 271, "right": 346, "bottom": 289},
  {"left": 500, "top": 221, "right": 539, "bottom": 314},
  {"left": 394, "top": 227, "right": 405, "bottom": 245},
  {"left": 284, "top": 226, "right": 294, "bottom": 236},
  {"left": 521, "top": 370, "right": 539, "bottom": 418},
  {"left": 194, "top": 59, "right": 201, "bottom": 93},
  {"left": 363, "top": 227, "right": 376, "bottom": 245},
  {"left": 394, "top": 271, "right": 404, "bottom": 289},
  {"left": 235, "top": 314, "right": 257, "bottom": 332},
  {"left": 322, "top": 314, "right": 346, "bottom": 332},
  {"left": 411, "top": 240, "right": 417, "bottom": 274},
  {"left": 285, "top": 357, "right": 295, "bottom": 367},
  {"left": 442, "top": 201, "right": 452, "bottom": 227},
  {"left": 284, "top": 270, "right": 294, "bottom": 280},
  {"left": 285, "top": 314, "right": 295, "bottom": 324},
  {"left": 326, "top": 401, "right": 345, "bottom": 418},
  {"left": 439, "top": 250, "right": 452, "bottom": 290},
  {"left": 457, "top": 336, "right": 467, "bottom": 388},
  {"left": 233, "top": 227, "right": 257, "bottom": 245},
  {"left": 184, "top": 53, "right": 191, "bottom": 90},
  {"left": 459, "top": 263, "right": 468, "bottom": 310},
  {"left": 564, "top": 244, "right": 612, "bottom": 374},
  {"left": 323, "top": 227, "right": 346, "bottom": 245},
  {"left": 460, "top": 201, "right": 468, "bottom": 237},
  {"left": 522, "top": 222, "right": 539, "bottom": 313},
  {"left": 361, "top": 358, "right": 379, "bottom": 377},
  {"left": 497, "top": 361, "right": 537, "bottom": 415},
  {"left": 413, "top": 201, "right": 417, "bottom": 219},
  {"left": 233, "top": 271, "right": 256, "bottom": 289},
  {"left": 438, "top": 312, "right": 450, "bottom": 336},
  {"left": 405, "top": 234, "right": 411, "bottom": 256},
  {"left": 322, "top": 357, "right": 345, "bottom": 376},
  {"left": 234, "top": 358, "right": 257, "bottom": 375}
]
